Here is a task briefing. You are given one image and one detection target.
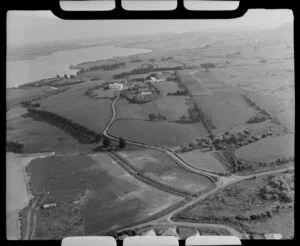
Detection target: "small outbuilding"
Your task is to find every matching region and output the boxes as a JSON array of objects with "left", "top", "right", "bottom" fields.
[{"left": 42, "top": 203, "right": 57, "bottom": 209}]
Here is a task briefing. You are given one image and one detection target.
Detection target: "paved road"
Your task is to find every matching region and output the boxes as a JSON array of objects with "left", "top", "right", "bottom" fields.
[
  {"left": 103, "top": 92, "right": 218, "bottom": 183},
  {"left": 100, "top": 91, "right": 295, "bottom": 237},
  {"left": 115, "top": 167, "right": 293, "bottom": 238},
  {"left": 23, "top": 192, "right": 49, "bottom": 240}
]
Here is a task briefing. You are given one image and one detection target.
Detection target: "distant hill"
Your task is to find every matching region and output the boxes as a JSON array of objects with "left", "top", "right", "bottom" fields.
[{"left": 257, "top": 22, "right": 293, "bottom": 43}]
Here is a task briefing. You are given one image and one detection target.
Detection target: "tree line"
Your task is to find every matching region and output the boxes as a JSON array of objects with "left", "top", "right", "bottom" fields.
[
  {"left": 6, "top": 141, "right": 24, "bottom": 153},
  {"left": 77, "top": 62, "right": 126, "bottom": 75},
  {"left": 112, "top": 65, "right": 182, "bottom": 80},
  {"left": 26, "top": 108, "right": 102, "bottom": 144}
]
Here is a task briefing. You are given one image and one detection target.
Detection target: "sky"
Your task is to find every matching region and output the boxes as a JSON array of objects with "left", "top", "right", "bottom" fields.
[{"left": 7, "top": 8, "right": 293, "bottom": 48}]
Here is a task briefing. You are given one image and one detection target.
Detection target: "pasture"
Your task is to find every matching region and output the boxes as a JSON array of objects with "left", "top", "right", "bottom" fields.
[
  {"left": 156, "top": 81, "right": 179, "bottom": 94},
  {"left": 6, "top": 107, "right": 95, "bottom": 154},
  {"left": 177, "top": 70, "right": 208, "bottom": 96},
  {"left": 119, "top": 149, "right": 214, "bottom": 193},
  {"left": 194, "top": 91, "right": 257, "bottom": 133},
  {"left": 235, "top": 134, "right": 294, "bottom": 163},
  {"left": 27, "top": 153, "right": 182, "bottom": 236},
  {"left": 178, "top": 150, "right": 228, "bottom": 173},
  {"left": 38, "top": 84, "right": 112, "bottom": 133},
  {"left": 155, "top": 96, "right": 190, "bottom": 121},
  {"left": 116, "top": 99, "right": 159, "bottom": 120},
  {"left": 108, "top": 119, "right": 204, "bottom": 147}
]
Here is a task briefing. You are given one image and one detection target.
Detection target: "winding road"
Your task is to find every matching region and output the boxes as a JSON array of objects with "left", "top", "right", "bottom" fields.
[{"left": 100, "top": 91, "right": 294, "bottom": 238}]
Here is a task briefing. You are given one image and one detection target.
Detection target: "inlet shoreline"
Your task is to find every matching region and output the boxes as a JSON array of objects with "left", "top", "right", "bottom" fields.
[{"left": 6, "top": 152, "right": 54, "bottom": 240}]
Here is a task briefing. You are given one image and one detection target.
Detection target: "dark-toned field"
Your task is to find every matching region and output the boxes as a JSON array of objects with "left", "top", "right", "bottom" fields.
[{"left": 25, "top": 153, "right": 182, "bottom": 237}]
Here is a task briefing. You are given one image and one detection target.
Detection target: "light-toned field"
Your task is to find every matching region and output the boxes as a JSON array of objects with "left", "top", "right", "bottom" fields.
[
  {"left": 119, "top": 149, "right": 214, "bottom": 193},
  {"left": 155, "top": 96, "right": 190, "bottom": 121},
  {"left": 38, "top": 83, "right": 112, "bottom": 133},
  {"left": 235, "top": 134, "right": 294, "bottom": 163},
  {"left": 6, "top": 107, "right": 95, "bottom": 154},
  {"left": 178, "top": 150, "right": 227, "bottom": 173},
  {"left": 194, "top": 90, "right": 257, "bottom": 133},
  {"left": 27, "top": 153, "right": 182, "bottom": 236},
  {"left": 156, "top": 81, "right": 179, "bottom": 94},
  {"left": 108, "top": 119, "right": 205, "bottom": 147}
]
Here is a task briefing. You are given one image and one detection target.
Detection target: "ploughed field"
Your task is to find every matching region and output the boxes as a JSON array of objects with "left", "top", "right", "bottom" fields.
[
  {"left": 119, "top": 149, "right": 214, "bottom": 193},
  {"left": 108, "top": 119, "right": 207, "bottom": 147},
  {"left": 26, "top": 153, "right": 183, "bottom": 238}
]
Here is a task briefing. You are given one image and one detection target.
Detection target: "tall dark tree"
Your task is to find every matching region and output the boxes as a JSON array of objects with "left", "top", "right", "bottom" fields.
[
  {"left": 119, "top": 137, "right": 126, "bottom": 149},
  {"left": 103, "top": 136, "right": 111, "bottom": 148}
]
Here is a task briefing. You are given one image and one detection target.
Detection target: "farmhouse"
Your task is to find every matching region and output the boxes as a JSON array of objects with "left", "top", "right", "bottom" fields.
[
  {"left": 141, "top": 91, "right": 152, "bottom": 95},
  {"left": 109, "top": 83, "right": 123, "bottom": 90},
  {"left": 42, "top": 203, "right": 57, "bottom": 209}
]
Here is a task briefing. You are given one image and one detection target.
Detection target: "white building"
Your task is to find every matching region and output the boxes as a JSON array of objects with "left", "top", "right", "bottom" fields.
[
  {"left": 109, "top": 83, "right": 123, "bottom": 90},
  {"left": 141, "top": 92, "right": 152, "bottom": 95}
]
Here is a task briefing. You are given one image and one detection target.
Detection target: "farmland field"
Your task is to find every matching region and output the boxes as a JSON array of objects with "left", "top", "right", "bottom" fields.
[
  {"left": 6, "top": 107, "right": 95, "bottom": 154},
  {"left": 38, "top": 84, "right": 112, "bottom": 133},
  {"left": 93, "top": 88, "right": 114, "bottom": 98},
  {"left": 177, "top": 70, "right": 208, "bottom": 96},
  {"left": 178, "top": 150, "right": 228, "bottom": 173},
  {"left": 155, "top": 96, "right": 190, "bottom": 121},
  {"left": 26, "top": 153, "right": 183, "bottom": 236},
  {"left": 156, "top": 81, "right": 179, "bottom": 94},
  {"left": 235, "top": 134, "right": 294, "bottom": 163},
  {"left": 194, "top": 90, "right": 257, "bottom": 133},
  {"left": 119, "top": 149, "right": 214, "bottom": 193},
  {"left": 116, "top": 99, "right": 158, "bottom": 120},
  {"left": 108, "top": 119, "right": 205, "bottom": 147}
]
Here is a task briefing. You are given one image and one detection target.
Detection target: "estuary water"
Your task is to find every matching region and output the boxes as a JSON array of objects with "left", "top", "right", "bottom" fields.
[{"left": 6, "top": 45, "right": 151, "bottom": 88}]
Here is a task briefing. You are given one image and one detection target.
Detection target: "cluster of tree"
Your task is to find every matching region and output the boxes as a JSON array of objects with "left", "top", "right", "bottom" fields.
[
  {"left": 6, "top": 141, "right": 24, "bottom": 153},
  {"left": 148, "top": 113, "right": 167, "bottom": 121},
  {"left": 260, "top": 175, "right": 294, "bottom": 203},
  {"left": 77, "top": 62, "right": 126, "bottom": 74},
  {"left": 246, "top": 113, "right": 269, "bottom": 124},
  {"left": 129, "top": 58, "right": 143, "bottom": 63},
  {"left": 85, "top": 84, "right": 103, "bottom": 96},
  {"left": 26, "top": 108, "right": 102, "bottom": 144},
  {"left": 124, "top": 93, "right": 156, "bottom": 104},
  {"left": 200, "top": 63, "right": 216, "bottom": 72},
  {"left": 167, "top": 90, "right": 188, "bottom": 96},
  {"left": 259, "top": 59, "right": 267, "bottom": 63},
  {"left": 102, "top": 136, "right": 126, "bottom": 149},
  {"left": 161, "top": 56, "right": 173, "bottom": 61},
  {"left": 112, "top": 65, "right": 182, "bottom": 80},
  {"left": 235, "top": 210, "right": 273, "bottom": 221},
  {"left": 20, "top": 100, "right": 40, "bottom": 108},
  {"left": 149, "top": 58, "right": 156, "bottom": 62},
  {"left": 243, "top": 95, "right": 272, "bottom": 119}
]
